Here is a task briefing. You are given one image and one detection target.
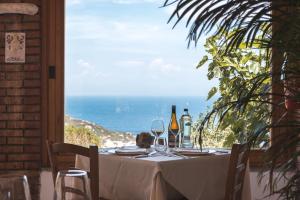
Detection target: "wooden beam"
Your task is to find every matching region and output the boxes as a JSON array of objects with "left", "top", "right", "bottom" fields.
[
  {"left": 270, "top": 1, "right": 286, "bottom": 145},
  {"left": 41, "top": 0, "right": 65, "bottom": 166},
  {"left": 0, "top": 3, "right": 39, "bottom": 15}
]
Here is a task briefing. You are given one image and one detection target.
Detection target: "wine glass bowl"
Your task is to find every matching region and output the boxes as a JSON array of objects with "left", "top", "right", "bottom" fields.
[
  {"left": 151, "top": 119, "right": 165, "bottom": 138},
  {"left": 168, "top": 123, "right": 181, "bottom": 150},
  {"left": 151, "top": 119, "right": 165, "bottom": 152}
]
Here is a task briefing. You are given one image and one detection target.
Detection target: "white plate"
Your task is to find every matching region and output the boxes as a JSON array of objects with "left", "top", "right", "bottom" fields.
[
  {"left": 173, "top": 148, "right": 212, "bottom": 156},
  {"left": 115, "top": 147, "right": 148, "bottom": 156}
]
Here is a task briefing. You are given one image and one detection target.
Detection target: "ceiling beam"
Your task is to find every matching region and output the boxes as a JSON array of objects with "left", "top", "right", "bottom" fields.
[{"left": 0, "top": 3, "right": 39, "bottom": 15}]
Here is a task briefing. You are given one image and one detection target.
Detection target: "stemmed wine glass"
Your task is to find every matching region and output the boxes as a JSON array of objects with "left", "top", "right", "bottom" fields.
[
  {"left": 168, "top": 123, "right": 181, "bottom": 151},
  {"left": 151, "top": 119, "right": 165, "bottom": 152}
]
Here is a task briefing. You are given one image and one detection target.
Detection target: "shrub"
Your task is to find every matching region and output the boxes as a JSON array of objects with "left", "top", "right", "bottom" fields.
[{"left": 64, "top": 125, "right": 102, "bottom": 147}]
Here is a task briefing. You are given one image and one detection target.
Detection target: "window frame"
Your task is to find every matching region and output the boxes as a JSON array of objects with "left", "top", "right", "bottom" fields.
[{"left": 44, "top": 0, "right": 283, "bottom": 168}]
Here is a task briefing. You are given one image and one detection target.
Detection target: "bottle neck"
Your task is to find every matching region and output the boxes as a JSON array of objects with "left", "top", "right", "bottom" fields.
[{"left": 171, "top": 112, "right": 177, "bottom": 121}]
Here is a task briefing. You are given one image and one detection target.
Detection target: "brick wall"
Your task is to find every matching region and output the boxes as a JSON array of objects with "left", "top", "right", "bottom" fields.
[{"left": 0, "top": 0, "right": 42, "bottom": 171}]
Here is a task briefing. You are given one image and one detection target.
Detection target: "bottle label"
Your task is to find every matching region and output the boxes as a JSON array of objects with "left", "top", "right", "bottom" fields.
[{"left": 168, "top": 132, "right": 176, "bottom": 148}]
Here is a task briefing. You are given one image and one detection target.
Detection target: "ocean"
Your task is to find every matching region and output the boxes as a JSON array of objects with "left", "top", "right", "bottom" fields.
[{"left": 65, "top": 96, "right": 212, "bottom": 134}]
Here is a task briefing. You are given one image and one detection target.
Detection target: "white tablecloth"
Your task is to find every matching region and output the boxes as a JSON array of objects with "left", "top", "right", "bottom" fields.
[{"left": 75, "top": 153, "right": 251, "bottom": 200}]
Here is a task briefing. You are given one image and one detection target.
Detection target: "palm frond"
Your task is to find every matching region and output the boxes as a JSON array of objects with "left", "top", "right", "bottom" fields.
[{"left": 163, "top": 0, "right": 297, "bottom": 52}]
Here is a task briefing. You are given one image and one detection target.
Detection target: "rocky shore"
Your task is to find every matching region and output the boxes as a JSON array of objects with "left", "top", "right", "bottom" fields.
[{"left": 65, "top": 115, "right": 136, "bottom": 147}]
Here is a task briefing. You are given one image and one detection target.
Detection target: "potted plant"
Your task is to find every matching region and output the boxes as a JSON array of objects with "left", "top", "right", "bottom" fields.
[{"left": 162, "top": 0, "right": 300, "bottom": 198}]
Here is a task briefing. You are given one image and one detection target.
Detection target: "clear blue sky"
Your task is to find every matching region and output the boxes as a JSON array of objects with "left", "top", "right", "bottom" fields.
[{"left": 65, "top": 0, "right": 217, "bottom": 96}]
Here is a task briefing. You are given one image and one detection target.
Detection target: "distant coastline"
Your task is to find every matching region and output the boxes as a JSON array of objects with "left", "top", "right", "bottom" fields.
[
  {"left": 65, "top": 96, "right": 211, "bottom": 133},
  {"left": 65, "top": 115, "right": 135, "bottom": 147}
]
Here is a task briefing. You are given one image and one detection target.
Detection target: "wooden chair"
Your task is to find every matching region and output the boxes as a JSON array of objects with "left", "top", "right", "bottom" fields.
[
  {"left": 224, "top": 143, "right": 250, "bottom": 200},
  {"left": 47, "top": 141, "right": 99, "bottom": 200}
]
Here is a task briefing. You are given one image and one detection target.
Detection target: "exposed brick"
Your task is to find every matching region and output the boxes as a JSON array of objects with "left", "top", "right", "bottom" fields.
[
  {"left": 24, "top": 130, "right": 40, "bottom": 137},
  {"left": 0, "top": 32, "right": 4, "bottom": 44},
  {"left": 23, "top": 15, "right": 40, "bottom": 22},
  {"left": 0, "top": 97, "right": 23, "bottom": 105},
  {"left": 24, "top": 0, "right": 41, "bottom": 6},
  {"left": 25, "top": 31, "right": 40, "bottom": 39},
  {"left": 0, "top": 130, "right": 23, "bottom": 137},
  {"left": 5, "top": 22, "right": 40, "bottom": 31},
  {"left": 0, "top": 80, "right": 23, "bottom": 88},
  {"left": 0, "top": 0, "right": 42, "bottom": 180},
  {"left": 25, "top": 72, "right": 40, "bottom": 79},
  {"left": 7, "top": 137, "right": 40, "bottom": 145},
  {"left": 24, "top": 146, "right": 40, "bottom": 153},
  {"left": 26, "top": 55, "right": 40, "bottom": 63},
  {"left": 0, "top": 0, "right": 22, "bottom": 3},
  {"left": 0, "top": 146, "right": 23, "bottom": 153},
  {"left": 0, "top": 65, "right": 23, "bottom": 72},
  {"left": 24, "top": 80, "right": 40, "bottom": 87},
  {"left": 6, "top": 72, "right": 40, "bottom": 80},
  {"left": 23, "top": 113, "right": 40, "bottom": 121},
  {"left": 0, "top": 113, "right": 22, "bottom": 120},
  {"left": 24, "top": 64, "right": 40, "bottom": 71},
  {"left": 27, "top": 39, "right": 40, "bottom": 47},
  {"left": 24, "top": 162, "right": 40, "bottom": 170},
  {"left": 0, "top": 137, "right": 6, "bottom": 144},
  {"left": 0, "top": 154, "right": 6, "bottom": 161},
  {"left": 7, "top": 121, "right": 40, "bottom": 129},
  {"left": 0, "top": 105, "right": 6, "bottom": 112},
  {"left": 0, "top": 121, "right": 5, "bottom": 128},
  {"left": 0, "top": 15, "right": 22, "bottom": 22},
  {"left": 23, "top": 97, "right": 40, "bottom": 105},
  {"left": 7, "top": 105, "right": 40, "bottom": 112},
  {"left": 0, "top": 72, "right": 5, "bottom": 80},
  {"left": 0, "top": 0, "right": 42, "bottom": 174},
  {"left": 26, "top": 47, "right": 41, "bottom": 55},
  {"left": 0, "top": 162, "right": 23, "bottom": 170},
  {"left": 0, "top": 89, "right": 5, "bottom": 96},
  {"left": 8, "top": 154, "right": 40, "bottom": 161},
  {"left": 7, "top": 88, "right": 40, "bottom": 96}
]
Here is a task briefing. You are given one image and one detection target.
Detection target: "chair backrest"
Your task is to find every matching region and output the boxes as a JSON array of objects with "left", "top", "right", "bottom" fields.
[
  {"left": 46, "top": 141, "right": 99, "bottom": 200},
  {"left": 225, "top": 143, "right": 250, "bottom": 200}
]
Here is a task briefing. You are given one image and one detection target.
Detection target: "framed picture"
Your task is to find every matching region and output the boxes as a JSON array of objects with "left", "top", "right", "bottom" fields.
[{"left": 5, "top": 32, "right": 26, "bottom": 63}]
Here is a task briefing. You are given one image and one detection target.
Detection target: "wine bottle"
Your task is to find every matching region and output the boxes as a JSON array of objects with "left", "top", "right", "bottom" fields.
[
  {"left": 168, "top": 105, "right": 179, "bottom": 148},
  {"left": 180, "top": 108, "right": 193, "bottom": 148}
]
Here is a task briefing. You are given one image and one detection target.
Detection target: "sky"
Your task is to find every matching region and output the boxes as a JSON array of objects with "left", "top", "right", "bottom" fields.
[{"left": 65, "top": 0, "right": 217, "bottom": 96}]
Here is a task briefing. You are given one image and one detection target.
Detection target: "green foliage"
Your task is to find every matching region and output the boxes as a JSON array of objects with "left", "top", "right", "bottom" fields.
[
  {"left": 163, "top": 1, "right": 300, "bottom": 198},
  {"left": 192, "top": 114, "right": 235, "bottom": 148},
  {"left": 197, "top": 32, "right": 271, "bottom": 147},
  {"left": 65, "top": 125, "right": 102, "bottom": 148}
]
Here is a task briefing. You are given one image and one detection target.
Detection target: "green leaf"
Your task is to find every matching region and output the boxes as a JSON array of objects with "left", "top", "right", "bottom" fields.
[
  {"left": 207, "top": 87, "right": 218, "bottom": 100},
  {"left": 196, "top": 55, "right": 208, "bottom": 68}
]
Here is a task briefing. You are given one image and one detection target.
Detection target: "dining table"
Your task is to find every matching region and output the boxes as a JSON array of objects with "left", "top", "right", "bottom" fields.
[{"left": 75, "top": 148, "right": 252, "bottom": 200}]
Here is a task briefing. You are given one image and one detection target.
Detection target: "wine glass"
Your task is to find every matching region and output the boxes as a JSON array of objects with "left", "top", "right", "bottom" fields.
[
  {"left": 151, "top": 119, "right": 165, "bottom": 152},
  {"left": 54, "top": 170, "right": 91, "bottom": 200},
  {"left": 155, "top": 137, "right": 168, "bottom": 153},
  {"left": 0, "top": 174, "right": 31, "bottom": 200},
  {"left": 168, "top": 123, "right": 181, "bottom": 151}
]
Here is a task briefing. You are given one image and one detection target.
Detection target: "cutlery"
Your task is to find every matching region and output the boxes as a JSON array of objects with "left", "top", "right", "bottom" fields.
[{"left": 133, "top": 151, "right": 157, "bottom": 159}]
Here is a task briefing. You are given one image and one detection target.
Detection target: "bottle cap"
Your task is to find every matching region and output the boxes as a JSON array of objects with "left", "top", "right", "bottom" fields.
[
  {"left": 172, "top": 105, "right": 176, "bottom": 112},
  {"left": 184, "top": 108, "right": 188, "bottom": 112}
]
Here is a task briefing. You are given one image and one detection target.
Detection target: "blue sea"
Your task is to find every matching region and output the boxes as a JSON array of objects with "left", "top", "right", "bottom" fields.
[{"left": 65, "top": 96, "right": 212, "bottom": 134}]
